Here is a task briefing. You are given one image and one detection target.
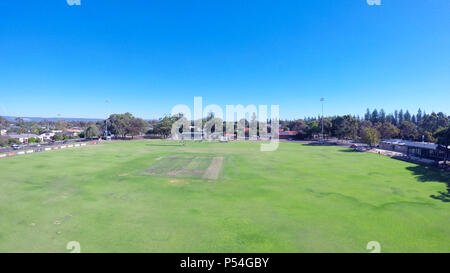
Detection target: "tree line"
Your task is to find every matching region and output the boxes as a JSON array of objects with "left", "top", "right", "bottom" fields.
[
  {"left": 0, "top": 113, "right": 149, "bottom": 146},
  {"left": 1, "top": 108, "right": 450, "bottom": 149},
  {"left": 279, "top": 108, "right": 450, "bottom": 148}
]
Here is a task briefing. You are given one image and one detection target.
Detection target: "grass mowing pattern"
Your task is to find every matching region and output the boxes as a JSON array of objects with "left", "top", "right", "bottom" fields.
[{"left": 0, "top": 141, "right": 448, "bottom": 252}]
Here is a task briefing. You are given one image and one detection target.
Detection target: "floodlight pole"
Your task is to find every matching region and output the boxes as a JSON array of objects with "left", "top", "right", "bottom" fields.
[
  {"left": 320, "top": 98, "right": 325, "bottom": 144},
  {"left": 105, "top": 99, "right": 109, "bottom": 139}
]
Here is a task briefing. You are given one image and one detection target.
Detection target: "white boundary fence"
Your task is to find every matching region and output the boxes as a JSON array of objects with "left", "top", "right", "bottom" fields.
[{"left": 0, "top": 141, "right": 98, "bottom": 159}]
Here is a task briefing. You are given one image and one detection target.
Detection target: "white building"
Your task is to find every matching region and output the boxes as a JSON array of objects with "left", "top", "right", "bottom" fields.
[
  {"left": 379, "top": 139, "right": 449, "bottom": 162},
  {"left": 7, "top": 134, "right": 43, "bottom": 144},
  {"left": 40, "top": 132, "right": 56, "bottom": 141}
]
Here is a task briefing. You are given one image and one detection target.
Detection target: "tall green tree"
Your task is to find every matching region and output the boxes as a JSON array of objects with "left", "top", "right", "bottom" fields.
[
  {"left": 434, "top": 127, "right": 450, "bottom": 164},
  {"left": 305, "top": 120, "right": 320, "bottom": 138},
  {"left": 404, "top": 110, "right": 411, "bottom": 122},
  {"left": 399, "top": 121, "right": 418, "bottom": 140},
  {"left": 153, "top": 116, "right": 177, "bottom": 138},
  {"left": 379, "top": 109, "right": 386, "bottom": 123},
  {"left": 377, "top": 122, "right": 399, "bottom": 139},
  {"left": 126, "top": 118, "right": 147, "bottom": 139},
  {"left": 84, "top": 124, "right": 99, "bottom": 138},
  {"left": 398, "top": 109, "right": 404, "bottom": 124},
  {"left": 289, "top": 120, "right": 307, "bottom": 132},
  {"left": 371, "top": 109, "right": 379, "bottom": 123},
  {"left": 365, "top": 109, "right": 371, "bottom": 121},
  {"left": 30, "top": 124, "right": 40, "bottom": 135},
  {"left": 421, "top": 112, "right": 439, "bottom": 133},
  {"left": 108, "top": 113, "right": 133, "bottom": 138},
  {"left": 360, "top": 127, "right": 380, "bottom": 147},
  {"left": 416, "top": 108, "right": 422, "bottom": 124},
  {"left": 332, "top": 115, "right": 358, "bottom": 139}
]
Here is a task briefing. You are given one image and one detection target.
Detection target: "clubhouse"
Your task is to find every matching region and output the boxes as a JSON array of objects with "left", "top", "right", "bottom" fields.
[{"left": 379, "top": 139, "right": 449, "bottom": 162}]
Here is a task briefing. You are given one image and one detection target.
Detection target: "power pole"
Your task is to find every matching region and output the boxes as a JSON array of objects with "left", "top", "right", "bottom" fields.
[
  {"left": 105, "top": 119, "right": 108, "bottom": 138},
  {"left": 320, "top": 98, "right": 325, "bottom": 144}
]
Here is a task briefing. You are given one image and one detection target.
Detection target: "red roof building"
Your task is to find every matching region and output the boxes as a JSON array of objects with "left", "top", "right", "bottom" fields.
[{"left": 279, "top": 130, "right": 299, "bottom": 139}]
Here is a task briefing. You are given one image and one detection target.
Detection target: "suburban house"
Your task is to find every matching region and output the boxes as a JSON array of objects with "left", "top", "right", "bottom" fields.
[
  {"left": 0, "top": 129, "right": 7, "bottom": 136},
  {"left": 7, "top": 134, "right": 43, "bottom": 144},
  {"left": 379, "top": 139, "right": 449, "bottom": 162},
  {"left": 64, "top": 128, "right": 82, "bottom": 137},
  {"left": 39, "top": 132, "right": 56, "bottom": 141}
]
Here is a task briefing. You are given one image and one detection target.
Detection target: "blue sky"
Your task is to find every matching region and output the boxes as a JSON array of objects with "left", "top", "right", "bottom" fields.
[{"left": 0, "top": 0, "right": 449, "bottom": 120}]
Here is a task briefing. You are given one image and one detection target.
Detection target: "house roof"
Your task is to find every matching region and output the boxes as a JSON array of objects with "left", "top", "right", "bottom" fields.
[
  {"left": 40, "top": 132, "right": 55, "bottom": 136},
  {"left": 279, "top": 131, "right": 298, "bottom": 136},
  {"left": 7, "top": 134, "right": 39, "bottom": 139},
  {"left": 65, "top": 129, "right": 82, "bottom": 133}
]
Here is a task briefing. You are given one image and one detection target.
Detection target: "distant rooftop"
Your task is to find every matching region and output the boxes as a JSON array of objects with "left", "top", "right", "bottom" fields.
[
  {"left": 7, "top": 134, "right": 39, "bottom": 138},
  {"left": 280, "top": 131, "right": 298, "bottom": 136}
]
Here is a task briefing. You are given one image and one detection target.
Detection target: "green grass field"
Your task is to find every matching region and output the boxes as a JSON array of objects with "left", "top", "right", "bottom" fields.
[{"left": 0, "top": 140, "right": 449, "bottom": 252}]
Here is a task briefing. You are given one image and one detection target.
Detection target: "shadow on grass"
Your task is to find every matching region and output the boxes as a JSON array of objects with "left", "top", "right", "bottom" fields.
[
  {"left": 146, "top": 143, "right": 186, "bottom": 147},
  {"left": 406, "top": 165, "right": 450, "bottom": 202},
  {"left": 337, "top": 148, "right": 357, "bottom": 153},
  {"left": 302, "top": 142, "right": 339, "bottom": 147}
]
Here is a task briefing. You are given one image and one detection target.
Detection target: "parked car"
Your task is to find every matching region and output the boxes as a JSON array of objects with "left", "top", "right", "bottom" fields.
[{"left": 11, "top": 144, "right": 20, "bottom": 150}]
